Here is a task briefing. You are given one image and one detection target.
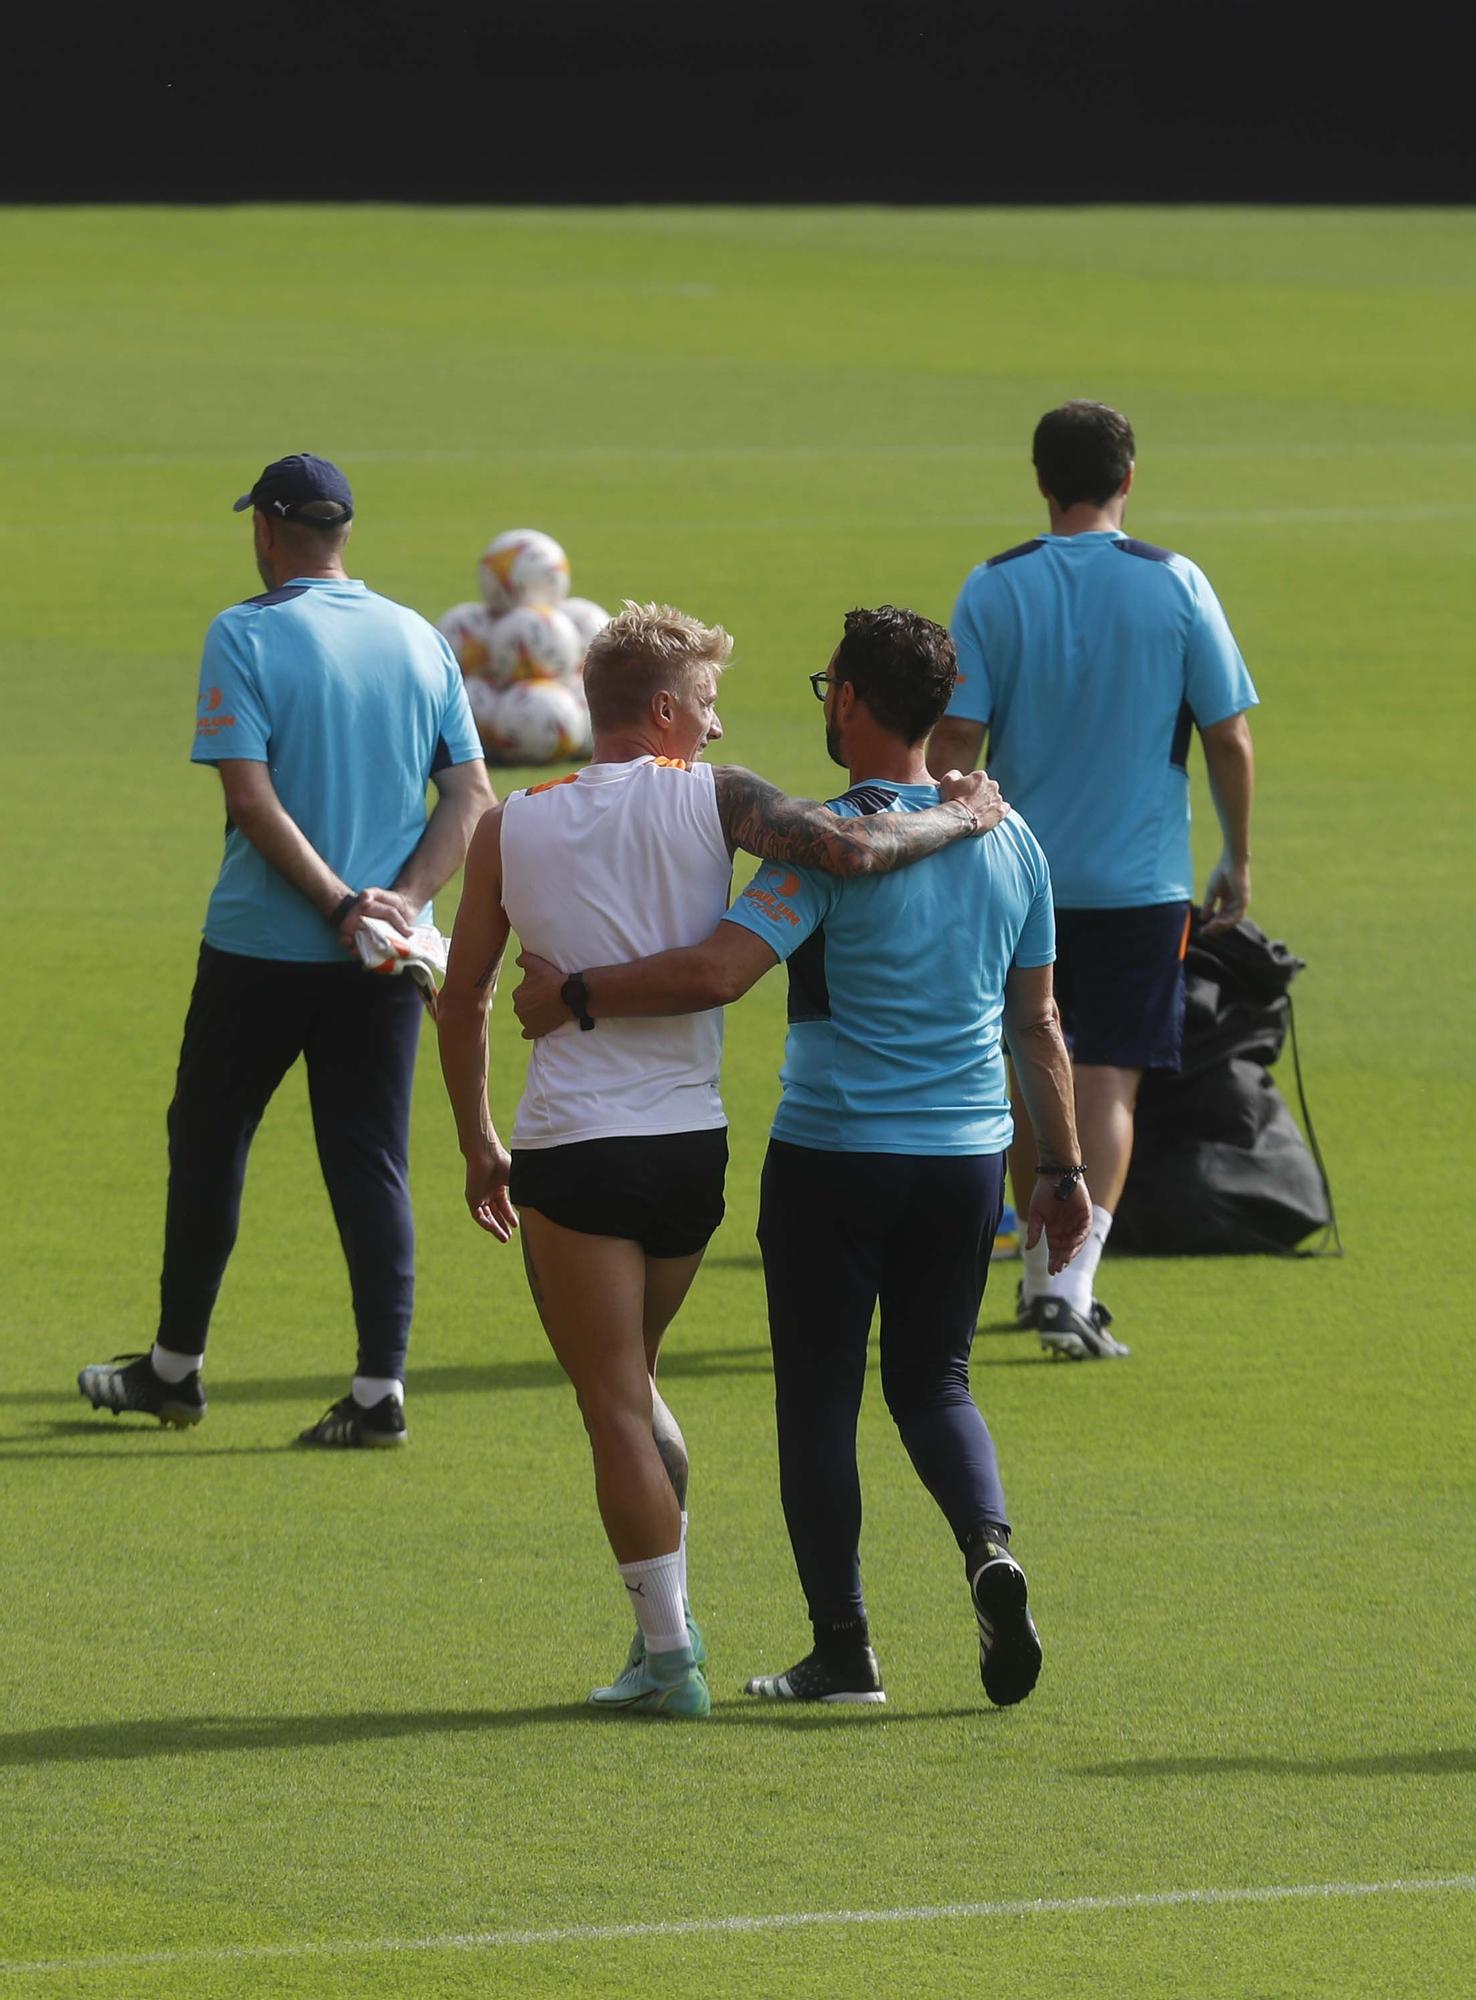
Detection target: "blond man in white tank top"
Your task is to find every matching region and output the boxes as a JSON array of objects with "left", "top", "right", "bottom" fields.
[{"left": 438, "top": 604, "right": 1003, "bottom": 1717}]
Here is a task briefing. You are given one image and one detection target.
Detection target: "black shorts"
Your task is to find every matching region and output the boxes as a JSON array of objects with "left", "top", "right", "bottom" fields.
[
  {"left": 509, "top": 1128, "right": 728, "bottom": 1258},
  {"left": 1052, "top": 902, "right": 1192, "bottom": 1071}
]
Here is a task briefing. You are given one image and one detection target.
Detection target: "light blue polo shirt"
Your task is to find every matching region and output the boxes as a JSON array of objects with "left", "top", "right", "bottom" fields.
[
  {"left": 722, "top": 782, "right": 1055, "bottom": 1156},
  {"left": 191, "top": 577, "right": 484, "bottom": 962},
  {"left": 946, "top": 531, "right": 1258, "bottom": 908}
]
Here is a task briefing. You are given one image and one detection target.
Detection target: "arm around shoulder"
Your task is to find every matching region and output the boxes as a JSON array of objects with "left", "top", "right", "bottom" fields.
[{"left": 711, "top": 762, "right": 1004, "bottom": 878}]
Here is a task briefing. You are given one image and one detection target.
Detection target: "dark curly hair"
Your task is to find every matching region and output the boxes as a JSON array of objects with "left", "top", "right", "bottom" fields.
[
  {"left": 1032, "top": 400, "right": 1136, "bottom": 509},
  {"left": 832, "top": 605, "right": 957, "bottom": 745}
]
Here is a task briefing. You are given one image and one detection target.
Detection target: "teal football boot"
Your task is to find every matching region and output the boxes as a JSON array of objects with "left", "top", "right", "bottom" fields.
[
  {"left": 620, "top": 1609, "right": 707, "bottom": 1675},
  {"left": 589, "top": 1643, "right": 710, "bottom": 1718}
]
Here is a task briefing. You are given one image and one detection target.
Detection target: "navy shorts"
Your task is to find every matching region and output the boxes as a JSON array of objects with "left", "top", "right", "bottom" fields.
[
  {"left": 510, "top": 1128, "right": 728, "bottom": 1258},
  {"left": 1052, "top": 902, "right": 1192, "bottom": 1071}
]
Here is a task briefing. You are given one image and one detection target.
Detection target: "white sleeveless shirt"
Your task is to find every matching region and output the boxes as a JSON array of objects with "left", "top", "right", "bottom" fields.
[{"left": 499, "top": 757, "right": 732, "bottom": 1148}]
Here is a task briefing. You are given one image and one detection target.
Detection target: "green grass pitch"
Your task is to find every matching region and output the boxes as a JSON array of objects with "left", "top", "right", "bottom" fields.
[{"left": 1, "top": 206, "right": 1472, "bottom": 1998}]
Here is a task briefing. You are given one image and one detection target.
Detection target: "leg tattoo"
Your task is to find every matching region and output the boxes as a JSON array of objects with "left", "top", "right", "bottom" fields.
[{"left": 650, "top": 1381, "right": 689, "bottom": 1507}]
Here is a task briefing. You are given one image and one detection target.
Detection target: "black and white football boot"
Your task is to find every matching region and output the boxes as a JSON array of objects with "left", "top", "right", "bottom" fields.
[
  {"left": 297, "top": 1393, "right": 407, "bottom": 1448},
  {"left": 1036, "top": 1296, "right": 1130, "bottom": 1359},
  {"left": 965, "top": 1533, "right": 1042, "bottom": 1707},
  {"left": 77, "top": 1353, "right": 206, "bottom": 1428},
  {"left": 744, "top": 1644, "right": 886, "bottom": 1705}
]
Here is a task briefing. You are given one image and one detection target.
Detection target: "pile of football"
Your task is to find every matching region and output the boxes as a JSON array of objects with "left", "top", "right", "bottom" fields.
[{"left": 437, "top": 530, "right": 606, "bottom": 765}]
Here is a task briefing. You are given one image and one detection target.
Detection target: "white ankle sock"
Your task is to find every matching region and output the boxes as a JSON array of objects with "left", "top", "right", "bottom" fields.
[
  {"left": 1041, "top": 1204, "right": 1113, "bottom": 1317},
  {"left": 151, "top": 1342, "right": 202, "bottom": 1385},
  {"left": 1021, "top": 1232, "right": 1050, "bottom": 1303},
  {"left": 618, "top": 1548, "right": 687, "bottom": 1655},
  {"left": 353, "top": 1376, "right": 404, "bottom": 1409},
  {"left": 677, "top": 1511, "right": 690, "bottom": 1613}
]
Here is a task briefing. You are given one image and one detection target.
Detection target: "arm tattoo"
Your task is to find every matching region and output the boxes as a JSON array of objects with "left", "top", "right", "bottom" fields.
[
  {"left": 712, "top": 765, "right": 974, "bottom": 879},
  {"left": 473, "top": 951, "right": 502, "bottom": 993}
]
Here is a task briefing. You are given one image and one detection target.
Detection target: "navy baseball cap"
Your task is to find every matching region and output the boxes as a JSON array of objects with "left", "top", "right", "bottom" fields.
[{"left": 233, "top": 453, "right": 354, "bottom": 524}]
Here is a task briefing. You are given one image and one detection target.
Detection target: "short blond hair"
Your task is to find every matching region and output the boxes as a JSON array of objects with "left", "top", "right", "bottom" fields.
[{"left": 583, "top": 601, "right": 732, "bottom": 732}]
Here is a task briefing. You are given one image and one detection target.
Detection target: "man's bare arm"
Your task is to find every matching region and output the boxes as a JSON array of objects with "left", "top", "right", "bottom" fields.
[
  {"left": 513, "top": 925, "right": 779, "bottom": 1040},
  {"left": 394, "top": 758, "right": 496, "bottom": 912},
  {"left": 925, "top": 717, "right": 987, "bottom": 780},
  {"left": 1003, "top": 962, "right": 1091, "bottom": 1274},
  {"left": 436, "top": 806, "right": 517, "bottom": 1241},
  {"left": 711, "top": 764, "right": 1006, "bottom": 877},
  {"left": 1199, "top": 711, "right": 1255, "bottom": 932},
  {"left": 216, "top": 759, "right": 412, "bottom": 944}
]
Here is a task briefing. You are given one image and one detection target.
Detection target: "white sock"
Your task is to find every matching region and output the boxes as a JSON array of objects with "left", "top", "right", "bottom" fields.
[
  {"left": 352, "top": 1375, "right": 404, "bottom": 1409},
  {"left": 1042, "top": 1204, "right": 1113, "bottom": 1317},
  {"left": 1021, "top": 1231, "right": 1050, "bottom": 1303},
  {"left": 618, "top": 1547, "right": 687, "bottom": 1655},
  {"left": 677, "top": 1511, "right": 690, "bottom": 1614},
  {"left": 151, "top": 1342, "right": 202, "bottom": 1384}
]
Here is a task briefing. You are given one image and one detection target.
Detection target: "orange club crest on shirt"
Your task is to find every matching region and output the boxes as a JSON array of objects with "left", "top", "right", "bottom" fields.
[
  {"left": 742, "top": 870, "right": 801, "bottom": 928},
  {"left": 195, "top": 686, "right": 237, "bottom": 737}
]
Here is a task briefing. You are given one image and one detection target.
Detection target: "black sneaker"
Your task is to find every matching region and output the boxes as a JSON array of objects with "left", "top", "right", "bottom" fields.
[
  {"left": 967, "top": 1538, "right": 1042, "bottom": 1707},
  {"left": 77, "top": 1353, "right": 206, "bottom": 1428},
  {"left": 1037, "top": 1297, "right": 1130, "bottom": 1360},
  {"left": 744, "top": 1645, "right": 886, "bottom": 1705},
  {"left": 297, "top": 1393, "right": 407, "bottom": 1449}
]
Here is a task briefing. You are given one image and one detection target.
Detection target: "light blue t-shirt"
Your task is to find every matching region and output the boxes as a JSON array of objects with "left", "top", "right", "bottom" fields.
[
  {"left": 722, "top": 782, "right": 1055, "bottom": 1156},
  {"left": 946, "top": 531, "right": 1259, "bottom": 909},
  {"left": 191, "top": 577, "right": 484, "bottom": 962}
]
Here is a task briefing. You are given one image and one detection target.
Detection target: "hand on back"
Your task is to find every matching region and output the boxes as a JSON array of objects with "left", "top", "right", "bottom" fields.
[
  {"left": 513, "top": 952, "right": 569, "bottom": 1040},
  {"left": 339, "top": 887, "right": 417, "bottom": 951}
]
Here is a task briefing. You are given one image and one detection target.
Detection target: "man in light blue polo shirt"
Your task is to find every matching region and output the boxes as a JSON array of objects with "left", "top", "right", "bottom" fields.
[
  {"left": 78, "top": 454, "right": 491, "bottom": 1446},
  {"left": 929, "top": 402, "right": 1259, "bottom": 1358},
  {"left": 511, "top": 607, "right": 1093, "bottom": 1708}
]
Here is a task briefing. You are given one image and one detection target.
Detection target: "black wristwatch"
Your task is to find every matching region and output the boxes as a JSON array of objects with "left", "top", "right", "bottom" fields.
[
  {"left": 561, "top": 971, "right": 596, "bottom": 1031},
  {"left": 1038, "top": 1162, "right": 1087, "bottom": 1201}
]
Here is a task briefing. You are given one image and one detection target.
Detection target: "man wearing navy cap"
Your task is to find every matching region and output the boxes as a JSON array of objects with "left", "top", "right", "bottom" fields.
[{"left": 78, "top": 455, "right": 493, "bottom": 1445}]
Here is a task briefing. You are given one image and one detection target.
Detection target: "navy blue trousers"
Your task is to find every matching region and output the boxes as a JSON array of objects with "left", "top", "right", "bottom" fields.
[
  {"left": 758, "top": 1138, "right": 1009, "bottom": 1627},
  {"left": 157, "top": 943, "right": 423, "bottom": 1378}
]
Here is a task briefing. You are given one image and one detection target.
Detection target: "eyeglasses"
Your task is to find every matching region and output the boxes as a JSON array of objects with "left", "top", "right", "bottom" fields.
[{"left": 807, "top": 670, "right": 831, "bottom": 702}]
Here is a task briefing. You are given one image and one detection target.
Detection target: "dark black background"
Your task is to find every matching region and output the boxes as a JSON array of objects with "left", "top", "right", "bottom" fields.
[{"left": 2, "top": 1, "right": 1466, "bottom": 203}]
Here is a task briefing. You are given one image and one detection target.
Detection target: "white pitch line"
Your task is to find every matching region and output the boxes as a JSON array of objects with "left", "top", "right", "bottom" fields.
[{"left": 1, "top": 1874, "right": 1471, "bottom": 1980}]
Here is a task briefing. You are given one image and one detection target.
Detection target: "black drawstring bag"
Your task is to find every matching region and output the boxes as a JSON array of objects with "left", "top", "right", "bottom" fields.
[{"left": 1111, "top": 919, "right": 1342, "bottom": 1257}]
